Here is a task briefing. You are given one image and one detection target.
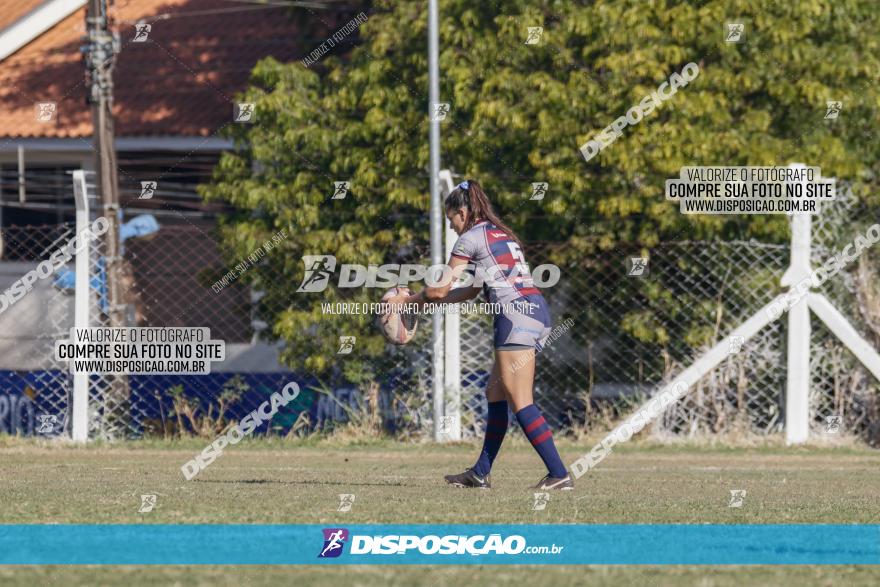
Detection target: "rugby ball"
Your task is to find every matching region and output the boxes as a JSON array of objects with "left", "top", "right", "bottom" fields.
[{"left": 379, "top": 287, "right": 418, "bottom": 345}]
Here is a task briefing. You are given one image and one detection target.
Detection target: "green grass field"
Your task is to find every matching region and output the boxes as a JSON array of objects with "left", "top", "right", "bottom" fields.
[{"left": 1, "top": 435, "right": 879, "bottom": 585}]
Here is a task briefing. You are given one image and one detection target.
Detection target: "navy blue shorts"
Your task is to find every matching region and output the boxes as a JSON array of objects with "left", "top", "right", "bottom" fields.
[{"left": 492, "top": 294, "right": 552, "bottom": 351}]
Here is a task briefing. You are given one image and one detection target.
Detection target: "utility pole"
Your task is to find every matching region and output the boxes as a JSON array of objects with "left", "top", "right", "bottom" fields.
[
  {"left": 85, "top": 0, "right": 129, "bottom": 435},
  {"left": 427, "top": 0, "right": 444, "bottom": 442},
  {"left": 85, "top": 0, "right": 121, "bottom": 316}
]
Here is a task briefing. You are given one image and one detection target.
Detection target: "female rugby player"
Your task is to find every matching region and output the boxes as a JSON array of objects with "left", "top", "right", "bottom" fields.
[{"left": 391, "top": 180, "right": 572, "bottom": 490}]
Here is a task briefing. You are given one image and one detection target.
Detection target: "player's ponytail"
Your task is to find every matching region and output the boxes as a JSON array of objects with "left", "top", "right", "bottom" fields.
[{"left": 445, "top": 179, "right": 523, "bottom": 249}]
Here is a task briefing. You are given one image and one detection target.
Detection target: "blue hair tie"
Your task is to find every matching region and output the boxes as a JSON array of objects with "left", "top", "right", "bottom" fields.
[{"left": 456, "top": 180, "right": 469, "bottom": 191}]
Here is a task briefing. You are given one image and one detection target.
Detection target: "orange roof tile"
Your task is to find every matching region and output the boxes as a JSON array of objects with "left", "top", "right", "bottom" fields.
[
  {"left": 0, "top": 0, "right": 46, "bottom": 32},
  {"left": 0, "top": 0, "right": 347, "bottom": 138}
]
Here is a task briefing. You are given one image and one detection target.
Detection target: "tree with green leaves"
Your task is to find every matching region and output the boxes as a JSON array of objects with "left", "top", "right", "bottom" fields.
[{"left": 201, "top": 0, "right": 879, "bottom": 386}]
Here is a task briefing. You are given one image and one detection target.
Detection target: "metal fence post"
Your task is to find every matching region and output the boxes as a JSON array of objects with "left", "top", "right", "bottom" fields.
[
  {"left": 71, "top": 170, "right": 90, "bottom": 442},
  {"left": 782, "top": 163, "right": 811, "bottom": 444},
  {"left": 440, "top": 170, "right": 461, "bottom": 440},
  {"left": 428, "top": 0, "right": 445, "bottom": 442}
]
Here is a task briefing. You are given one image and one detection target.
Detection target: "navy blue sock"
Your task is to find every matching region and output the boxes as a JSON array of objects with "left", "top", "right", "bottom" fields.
[
  {"left": 515, "top": 404, "right": 567, "bottom": 478},
  {"left": 472, "top": 400, "right": 509, "bottom": 477}
]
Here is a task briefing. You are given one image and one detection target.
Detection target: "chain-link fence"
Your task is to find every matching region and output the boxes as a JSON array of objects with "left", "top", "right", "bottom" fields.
[
  {"left": 0, "top": 222, "right": 77, "bottom": 437},
  {"left": 86, "top": 220, "right": 312, "bottom": 440},
  {"left": 451, "top": 188, "right": 879, "bottom": 444},
  {"left": 1, "top": 171, "right": 877, "bottom": 443},
  {"left": 0, "top": 169, "right": 306, "bottom": 440},
  {"left": 450, "top": 238, "right": 791, "bottom": 439},
  {"left": 809, "top": 188, "right": 880, "bottom": 442}
]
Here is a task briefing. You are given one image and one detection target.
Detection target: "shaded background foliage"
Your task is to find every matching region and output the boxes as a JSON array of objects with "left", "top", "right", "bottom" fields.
[{"left": 200, "top": 0, "right": 880, "bottom": 385}]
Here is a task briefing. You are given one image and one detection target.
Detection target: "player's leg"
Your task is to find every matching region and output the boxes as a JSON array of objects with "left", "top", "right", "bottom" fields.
[
  {"left": 472, "top": 361, "right": 510, "bottom": 475},
  {"left": 496, "top": 346, "right": 572, "bottom": 490},
  {"left": 444, "top": 362, "right": 508, "bottom": 488}
]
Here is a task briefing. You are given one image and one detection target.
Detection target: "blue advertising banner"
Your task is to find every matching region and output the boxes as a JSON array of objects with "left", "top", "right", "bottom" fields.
[{"left": 1, "top": 524, "right": 877, "bottom": 565}]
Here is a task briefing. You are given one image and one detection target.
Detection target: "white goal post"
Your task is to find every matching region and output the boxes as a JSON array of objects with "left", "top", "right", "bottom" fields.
[
  {"left": 438, "top": 169, "right": 462, "bottom": 441},
  {"left": 597, "top": 164, "right": 880, "bottom": 449}
]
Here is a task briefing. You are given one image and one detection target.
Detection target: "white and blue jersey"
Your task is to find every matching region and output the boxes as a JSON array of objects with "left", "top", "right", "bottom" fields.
[{"left": 450, "top": 221, "right": 552, "bottom": 349}]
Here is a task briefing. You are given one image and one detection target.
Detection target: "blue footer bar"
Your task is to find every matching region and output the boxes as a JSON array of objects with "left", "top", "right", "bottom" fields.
[{"left": 0, "top": 525, "right": 877, "bottom": 565}]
